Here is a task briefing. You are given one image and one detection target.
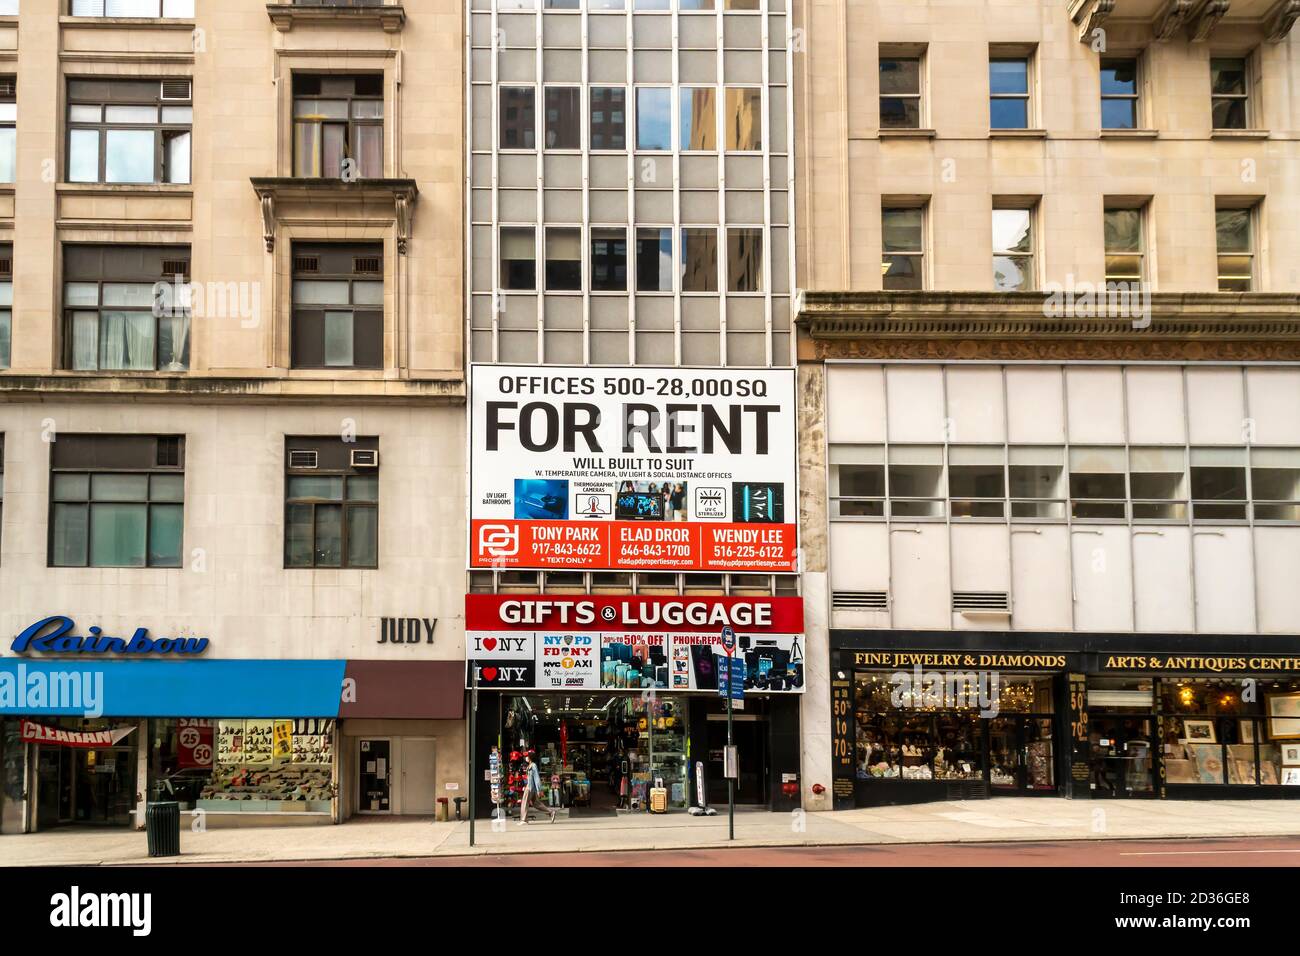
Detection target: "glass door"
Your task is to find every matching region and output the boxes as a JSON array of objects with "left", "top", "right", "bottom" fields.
[
  {"left": 358, "top": 739, "right": 391, "bottom": 812},
  {"left": 988, "top": 716, "right": 1057, "bottom": 793},
  {"left": 1089, "top": 716, "right": 1155, "bottom": 797}
]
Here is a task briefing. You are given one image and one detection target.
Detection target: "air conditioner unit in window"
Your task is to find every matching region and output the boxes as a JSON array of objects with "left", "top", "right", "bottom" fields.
[
  {"left": 351, "top": 449, "right": 379, "bottom": 468},
  {"left": 288, "top": 450, "right": 319, "bottom": 469}
]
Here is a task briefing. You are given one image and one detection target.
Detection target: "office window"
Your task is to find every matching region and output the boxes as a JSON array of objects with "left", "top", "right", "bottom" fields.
[
  {"left": 992, "top": 207, "right": 1033, "bottom": 291},
  {"left": 0, "top": 77, "right": 13, "bottom": 185},
  {"left": 1210, "top": 57, "right": 1249, "bottom": 130},
  {"left": 1069, "top": 447, "right": 1126, "bottom": 519},
  {"left": 879, "top": 56, "right": 921, "bottom": 129},
  {"left": 888, "top": 446, "right": 945, "bottom": 518},
  {"left": 0, "top": 0, "right": 15, "bottom": 13},
  {"left": 0, "top": 244, "right": 10, "bottom": 369},
  {"left": 1251, "top": 449, "right": 1300, "bottom": 521},
  {"left": 285, "top": 437, "right": 378, "bottom": 569},
  {"left": 636, "top": 227, "right": 672, "bottom": 292},
  {"left": 636, "top": 88, "right": 671, "bottom": 150},
  {"left": 1009, "top": 446, "right": 1065, "bottom": 519},
  {"left": 1100, "top": 57, "right": 1138, "bottom": 130},
  {"left": 71, "top": 0, "right": 194, "bottom": 15},
  {"left": 292, "top": 74, "right": 383, "bottom": 179},
  {"left": 591, "top": 228, "right": 627, "bottom": 292},
  {"left": 1215, "top": 206, "right": 1254, "bottom": 292},
  {"left": 67, "top": 79, "right": 192, "bottom": 185},
  {"left": 989, "top": 56, "right": 1030, "bottom": 129},
  {"left": 725, "top": 88, "right": 761, "bottom": 151},
  {"left": 881, "top": 206, "right": 923, "bottom": 290},
  {"left": 50, "top": 435, "right": 184, "bottom": 569},
  {"left": 544, "top": 87, "right": 580, "bottom": 150},
  {"left": 500, "top": 228, "right": 536, "bottom": 290},
  {"left": 1129, "top": 447, "right": 1187, "bottom": 520},
  {"left": 829, "top": 445, "right": 885, "bottom": 519},
  {"left": 949, "top": 446, "right": 1005, "bottom": 519},
  {"left": 500, "top": 87, "right": 536, "bottom": 149},
  {"left": 63, "top": 244, "right": 190, "bottom": 372},
  {"left": 680, "top": 228, "right": 718, "bottom": 293},
  {"left": 291, "top": 243, "right": 383, "bottom": 369},
  {"left": 545, "top": 227, "right": 581, "bottom": 290},
  {"left": 589, "top": 87, "right": 625, "bottom": 150},
  {"left": 680, "top": 88, "right": 716, "bottom": 151},
  {"left": 1191, "top": 448, "right": 1247, "bottom": 520},
  {"left": 726, "top": 228, "right": 762, "bottom": 292},
  {"left": 1103, "top": 207, "right": 1143, "bottom": 283}
]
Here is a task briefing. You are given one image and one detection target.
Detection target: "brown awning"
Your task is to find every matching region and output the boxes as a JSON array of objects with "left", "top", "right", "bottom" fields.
[{"left": 340, "top": 660, "right": 465, "bottom": 720}]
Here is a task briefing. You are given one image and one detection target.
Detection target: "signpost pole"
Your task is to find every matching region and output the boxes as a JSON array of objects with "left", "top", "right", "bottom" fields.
[
  {"left": 727, "top": 675, "right": 734, "bottom": 841},
  {"left": 468, "top": 667, "right": 477, "bottom": 848}
]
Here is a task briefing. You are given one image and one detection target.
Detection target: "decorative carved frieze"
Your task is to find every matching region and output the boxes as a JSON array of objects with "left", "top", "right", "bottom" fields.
[
  {"left": 1154, "top": 0, "right": 1196, "bottom": 40},
  {"left": 250, "top": 178, "right": 419, "bottom": 254},
  {"left": 1266, "top": 0, "right": 1300, "bottom": 40},
  {"left": 1190, "top": 0, "right": 1231, "bottom": 41}
]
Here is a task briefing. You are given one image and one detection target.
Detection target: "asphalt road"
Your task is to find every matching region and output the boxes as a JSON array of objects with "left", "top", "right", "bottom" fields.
[{"left": 231, "top": 836, "right": 1300, "bottom": 867}]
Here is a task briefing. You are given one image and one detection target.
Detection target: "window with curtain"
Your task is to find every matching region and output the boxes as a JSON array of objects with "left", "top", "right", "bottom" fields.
[
  {"left": 50, "top": 435, "right": 184, "bottom": 569},
  {"left": 291, "top": 242, "right": 384, "bottom": 369},
  {"left": 292, "top": 74, "right": 384, "bottom": 179},
  {"left": 1103, "top": 207, "right": 1144, "bottom": 284},
  {"left": 882, "top": 206, "right": 924, "bottom": 290},
  {"left": 285, "top": 437, "right": 379, "bottom": 569},
  {"left": 67, "top": 78, "right": 192, "bottom": 185},
  {"left": 1215, "top": 205, "right": 1254, "bottom": 292},
  {"left": 63, "top": 244, "right": 191, "bottom": 372}
]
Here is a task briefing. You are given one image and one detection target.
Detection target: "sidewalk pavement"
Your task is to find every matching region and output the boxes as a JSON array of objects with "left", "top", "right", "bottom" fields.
[{"left": 3, "top": 798, "right": 1298, "bottom": 866}]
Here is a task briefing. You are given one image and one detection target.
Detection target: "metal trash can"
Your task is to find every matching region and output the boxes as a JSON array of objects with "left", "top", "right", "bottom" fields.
[{"left": 145, "top": 801, "right": 181, "bottom": 858}]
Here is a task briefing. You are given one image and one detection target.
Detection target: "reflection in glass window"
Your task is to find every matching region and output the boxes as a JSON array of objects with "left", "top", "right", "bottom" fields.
[
  {"left": 1069, "top": 446, "right": 1126, "bottom": 519},
  {"left": 0, "top": 79, "right": 13, "bottom": 184},
  {"left": 1251, "top": 448, "right": 1300, "bottom": 521},
  {"left": 726, "top": 228, "right": 762, "bottom": 292},
  {"left": 589, "top": 87, "right": 626, "bottom": 150},
  {"left": 1104, "top": 207, "right": 1143, "bottom": 283},
  {"left": 545, "top": 227, "right": 582, "bottom": 291},
  {"left": 1101, "top": 58, "right": 1138, "bottom": 129},
  {"left": 881, "top": 207, "right": 924, "bottom": 290},
  {"left": 500, "top": 87, "right": 536, "bottom": 149},
  {"left": 992, "top": 207, "right": 1033, "bottom": 291},
  {"left": 1210, "top": 57, "right": 1248, "bottom": 130},
  {"left": 1215, "top": 206, "right": 1253, "bottom": 292},
  {"left": 500, "top": 228, "right": 537, "bottom": 291},
  {"left": 636, "top": 88, "right": 671, "bottom": 150},
  {"left": 725, "top": 88, "right": 761, "bottom": 151},
  {"left": 679, "top": 88, "right": 716, "bottom": 151},
  {"left": 636, "top": 227, "right": 672, "bottom": 292},
  {"left": 544, "top": 87, "right": 581, "bottom": 150},
  {"left": 591, "top": 228, "right": 627, "bottom": 292},
  {"left": 989, "top": 57, "right": 1030, "bottom": 129},
  {"left": 680, "top": 228, "right": 717, "bottom": 293},
  {"left": 1191, "top": 447, "right": 1247, "bottom": 520},
  {"left": 879, "top": 57, "right": 921, "bottom": 129}
]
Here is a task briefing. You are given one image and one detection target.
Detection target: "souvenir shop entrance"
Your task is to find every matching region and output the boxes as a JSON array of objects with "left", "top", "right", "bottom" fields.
[{"left": 491, "top": 692, "right": 692, "bottom": 816}]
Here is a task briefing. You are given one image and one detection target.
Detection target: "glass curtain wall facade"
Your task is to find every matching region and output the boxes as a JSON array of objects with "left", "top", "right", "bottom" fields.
[{"left": 466, "top": 0, "right": 795, "bottom": 367}]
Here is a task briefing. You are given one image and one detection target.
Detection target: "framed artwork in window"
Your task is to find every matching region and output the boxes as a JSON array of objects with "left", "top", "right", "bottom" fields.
[
  {"left": 1267, "top": 695, "right": 1300, "bottom": 740},
  {"left": 1281, "top": 743, "right": 1300, "bottom": 767},
  {"left": 1181, "top": 719, "right": 1216, "bottom": 744},
  {"left": 1239, "top": 720, "right": 1255, "bottom": 744}
]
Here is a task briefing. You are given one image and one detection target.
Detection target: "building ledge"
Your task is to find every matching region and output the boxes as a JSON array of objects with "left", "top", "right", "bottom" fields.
[
  {"left": 1211, "top": 129, "right": 1271, "bottom": 140},
  {"left": 878, "top": 128, "right": 937, "bottom": 140},
  {"left": 266, "top": 4, "right": 406, "bottom": 33},
  {"left": 58, "top": 15, "right": 197, "bottom": 30},
  {"left": 1100, "top": 128, "right": 1159, "bottom": 140},
  {"left": 250, "top": 177, "right": 418, "bottom": 253},
  {"left": 989, "top": 128, "right": 1047, "bottom": 140},
  {"left": 57, "top": 182, "right": 194, "bottom": 196},
  {"left": 0, "top": 373, "right": 465, "bottom": 405}
]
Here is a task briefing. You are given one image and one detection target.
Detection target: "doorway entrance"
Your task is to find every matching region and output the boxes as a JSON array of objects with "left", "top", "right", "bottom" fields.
[
  {"left": 357, "top": 739, "right": 392, "bottom": 813},
  {"left": 1088, "top": 715, "right": 1156, "bottom": 798},
  {"left": 35, "top": 745, "right": 135, "bottom": 829},
  {"left": 988, "top": 716, "right": 1057, "bottom": 793},
  {"left": 704, "top": 713, "right": 768, "bottom": 806}
]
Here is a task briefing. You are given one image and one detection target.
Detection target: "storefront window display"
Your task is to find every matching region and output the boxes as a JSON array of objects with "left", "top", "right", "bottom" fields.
[
  {"left": 148, "top": 718, "right": 336, "bottom": 813},
  {"left": 853, "top": 672, "right": 1056, "bottom": 790},
  {"left": 499, "top": 694, "right": 690, "bottom": 813},
  {"left": 1156, "top": 677, "right": 1300, "bottom": 789}
]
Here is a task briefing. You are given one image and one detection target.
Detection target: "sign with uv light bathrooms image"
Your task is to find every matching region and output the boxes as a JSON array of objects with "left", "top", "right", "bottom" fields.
[{"left": 468, "top": 365, "right": 799, "bottom": 573}]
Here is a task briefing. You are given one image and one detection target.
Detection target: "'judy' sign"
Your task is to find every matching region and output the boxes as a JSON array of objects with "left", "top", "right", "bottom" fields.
[{"left": 11, "top": 616, "right": 209, "bottom": 656}]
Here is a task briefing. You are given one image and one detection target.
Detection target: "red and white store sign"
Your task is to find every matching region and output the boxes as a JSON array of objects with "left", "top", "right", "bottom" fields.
[
  {"left": 176, "top": 718, "right": 214, "bottom": 768},
  {"left": 21, "top": 720, "right": 136, "bottom": 749},
  {"left": 465, "top": 595, "right": 805, "bottom": 693},
  {"left": 469, "top": 365, "right": 798, "bottom": 573}
]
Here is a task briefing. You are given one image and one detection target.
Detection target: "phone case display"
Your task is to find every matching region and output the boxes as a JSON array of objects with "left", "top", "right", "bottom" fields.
[
  {"left": 200, "top": 718, "right": 335, "bottom": 812},
  {"left": 624, "top": 697, "right": 688, "bottom": 809}
]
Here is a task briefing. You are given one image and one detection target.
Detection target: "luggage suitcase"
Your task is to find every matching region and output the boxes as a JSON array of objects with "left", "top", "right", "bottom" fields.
[{"left": 650, "top": 787, "right": 668, "bottom": 813}]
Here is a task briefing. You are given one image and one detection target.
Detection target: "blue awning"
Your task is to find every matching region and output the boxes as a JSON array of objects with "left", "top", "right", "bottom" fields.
[{"left": 0, "top": 659, "right": 348, "bottom": 718}]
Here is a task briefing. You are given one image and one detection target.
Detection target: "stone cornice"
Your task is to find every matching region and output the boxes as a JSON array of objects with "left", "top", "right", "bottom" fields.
[
  {"left": 0, "top": 374, "right": 465, "bottom": 405},
  {"left": 797, "top": 290, "right": 1300, "bottom": 362},
  {"left": 251, "top": 177, "right": 418, "bottom": 253},
  {"left": 266, "top": 4, "right": 406, "bottom": 33}
]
